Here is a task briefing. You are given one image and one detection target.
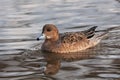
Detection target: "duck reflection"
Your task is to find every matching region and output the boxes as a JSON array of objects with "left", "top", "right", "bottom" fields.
[
  {"left": 15, "top": 48, "right": 98, "bottom": 75},
  {"left": 43, "top": 49, "right": 97, "bottom": 75},
  {"left": 43, "top": 53, "right": 61, "bottom": 75}
]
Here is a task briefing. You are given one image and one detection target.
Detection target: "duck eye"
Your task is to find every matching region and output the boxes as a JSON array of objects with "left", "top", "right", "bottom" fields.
[{"left": 47, "top": 28, "right": 52, "bottom": 32}]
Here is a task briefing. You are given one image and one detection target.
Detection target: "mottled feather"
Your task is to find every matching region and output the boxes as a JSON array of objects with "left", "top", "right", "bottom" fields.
[{"left": 60, "top": 26, "right": 97, "bottom": 44}]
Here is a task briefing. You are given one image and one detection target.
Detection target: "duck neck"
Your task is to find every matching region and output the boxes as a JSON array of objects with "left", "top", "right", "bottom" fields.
[
  {"left": 53, "top": 34, "right": 59, "bottom": 41},
  {"left": 46, "top": 34, "right": 59, "bottom": 42}
]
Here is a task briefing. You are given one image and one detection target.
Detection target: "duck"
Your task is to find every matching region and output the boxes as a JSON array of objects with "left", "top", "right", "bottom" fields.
[{"left": 37, "top": 24, "right": 107, "bottom": 53}]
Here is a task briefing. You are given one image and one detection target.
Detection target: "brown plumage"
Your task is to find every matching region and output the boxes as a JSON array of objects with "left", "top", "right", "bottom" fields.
[{"left": 37, "top": 24, "right": 107, "bottom": 53}]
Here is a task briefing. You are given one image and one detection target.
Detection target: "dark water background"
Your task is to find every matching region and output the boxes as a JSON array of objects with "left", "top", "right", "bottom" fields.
[{"left": 0, "top": 0, "right": 120, "bottom": 80}]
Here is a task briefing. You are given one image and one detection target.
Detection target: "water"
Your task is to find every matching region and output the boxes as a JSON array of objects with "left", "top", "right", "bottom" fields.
[{"left": 0, "top": 0, "right": 120, "bottom": 80}]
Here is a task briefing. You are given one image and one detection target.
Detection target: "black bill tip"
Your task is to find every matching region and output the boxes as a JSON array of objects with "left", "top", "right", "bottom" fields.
[{"left": 36, "top": 38, "right": 40, "bottom": 41}]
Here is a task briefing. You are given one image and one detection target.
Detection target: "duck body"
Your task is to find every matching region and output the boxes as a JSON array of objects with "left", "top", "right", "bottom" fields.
[{"left": 37, "top": 24, "right": 106, "bottom": 53}]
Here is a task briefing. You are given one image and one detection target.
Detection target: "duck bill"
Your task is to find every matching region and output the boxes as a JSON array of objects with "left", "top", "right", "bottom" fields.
[{"left": 37, "top": 33, "right": 46, "bottom": 40}]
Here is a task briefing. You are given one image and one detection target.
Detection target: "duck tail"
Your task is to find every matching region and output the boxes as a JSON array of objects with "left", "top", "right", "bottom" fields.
[
  {"left": 88, "top": 26, "right": 98, "bottom": 32},
  {"left": 90, "top": 31, "right": 108, "bottom": 45},
  {"left": 96, "top": 31, "right": 108, "bottom": 40},
  {"left": 84, "top": 26, "right": 98, "bottom": 39}
]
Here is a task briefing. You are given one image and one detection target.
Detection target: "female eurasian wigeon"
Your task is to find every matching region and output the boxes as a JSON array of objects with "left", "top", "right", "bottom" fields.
[{"left": 37, "top": 24, "right": 107, "bottom": 53}]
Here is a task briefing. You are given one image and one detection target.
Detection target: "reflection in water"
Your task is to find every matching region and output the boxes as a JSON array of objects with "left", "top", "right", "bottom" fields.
[
  {"left": 44, "top": 53, "right": 61, "bottom": 75},
  {"left": 13, "top": 45, "right": 99, "bottom": 76},
  {"left": 41, "top": 48, "right": 99, "bottom": 75},
  {"left": 14, "top": 48, "right": 98, "bottom": 76}
]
